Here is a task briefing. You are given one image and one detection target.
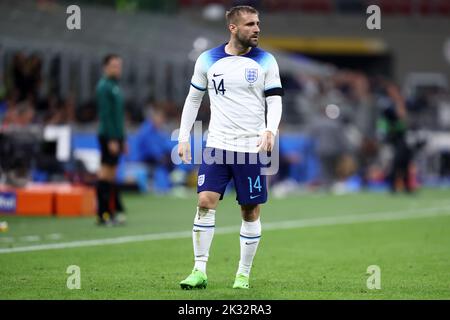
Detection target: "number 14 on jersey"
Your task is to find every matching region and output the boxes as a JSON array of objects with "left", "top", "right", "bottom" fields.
[{"left": 212, "top": 79, "right": 226, "bottom": 95}]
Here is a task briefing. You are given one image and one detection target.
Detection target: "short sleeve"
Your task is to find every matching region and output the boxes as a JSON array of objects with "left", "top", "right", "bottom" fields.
[
  {"left": 264, "top": 54, "right": 284, "bottom": 97},
  {"left": 190, "top": 52, "right": 208, "bottom": 91}
]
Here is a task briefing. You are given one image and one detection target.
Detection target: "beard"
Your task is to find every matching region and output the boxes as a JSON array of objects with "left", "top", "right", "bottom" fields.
[{"left": 236, "top": 31, "right": 258, "bottom": 48}]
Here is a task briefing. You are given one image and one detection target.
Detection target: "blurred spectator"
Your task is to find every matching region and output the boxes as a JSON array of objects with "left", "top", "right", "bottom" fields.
[
  {"left": 25, "top": 53, "right": 42, "bottom": 103},
  {"left": 8, "top": 52, "right": 42, "bottom": 103},
  {"left": 307, "top": 104, "right": 351, "bottom": 190},
  {"left": 0, "top": 94, "right": 13, "bottom": 126},
  {"left": 135, "top": 104, "right": 175, "bottom": 193},
  {"left": 9, "top": 52, "right": 27, "bottom": 101},
  {"left": 376, "top": 81, "right": 413, "bottom": 193},
  {"left": 1, "top": 99, "right": 35, "bottom": 128},
  {"left": 40, "top": 93, "right": 74, "bottom": 125}
]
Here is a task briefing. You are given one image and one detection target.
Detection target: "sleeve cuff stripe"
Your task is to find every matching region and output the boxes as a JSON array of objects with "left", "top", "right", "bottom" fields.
[
  {"left": 191, "top": 83, "right": 207, "bottom": 91},
  {"left": 264, "top": 87, "right": 284, "bottom": 97}
]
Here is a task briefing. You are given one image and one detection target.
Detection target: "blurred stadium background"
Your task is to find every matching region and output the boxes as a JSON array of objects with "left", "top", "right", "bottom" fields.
[{"left": 1, "top": 0, "right": 450, "bottom": 197}]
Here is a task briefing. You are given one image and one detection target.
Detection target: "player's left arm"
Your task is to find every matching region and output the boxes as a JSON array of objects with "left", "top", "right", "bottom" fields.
[
  {"left": 258, "top": 54, "right": 283, "bottom": 152},
  {"left": 178, "top": 53, "right": 208, "bottom": 163}
]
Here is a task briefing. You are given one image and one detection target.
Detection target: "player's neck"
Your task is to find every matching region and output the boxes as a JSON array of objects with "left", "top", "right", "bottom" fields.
[
  {"left": 225, "top": 39, "right": 251, "bottom": 56},
  {"left": 104, "top": 74, "right": 118, "bottom": 82}
]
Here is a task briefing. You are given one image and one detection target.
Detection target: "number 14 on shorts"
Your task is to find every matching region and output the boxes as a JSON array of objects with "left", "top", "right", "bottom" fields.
[{"left": 248, "top": 176, "right": 262, "bottom": 197}]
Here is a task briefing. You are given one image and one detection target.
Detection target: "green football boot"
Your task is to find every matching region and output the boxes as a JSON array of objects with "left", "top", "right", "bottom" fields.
[
  {"left": 232, "top": 274, "right": 250, "bottom": 289},
  {"left": 180, "top": 269, "right": 208, "bottom": 290}
]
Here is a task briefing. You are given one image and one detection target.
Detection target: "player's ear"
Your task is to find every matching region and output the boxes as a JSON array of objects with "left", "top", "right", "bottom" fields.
[{"left": 228, "top": 23, "right": 237, "bottom": 34}]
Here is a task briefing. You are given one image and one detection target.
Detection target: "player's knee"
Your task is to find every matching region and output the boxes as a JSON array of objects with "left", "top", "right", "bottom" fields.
[{"left": 197, "top": 194, "right": 217, "bottom": 210}]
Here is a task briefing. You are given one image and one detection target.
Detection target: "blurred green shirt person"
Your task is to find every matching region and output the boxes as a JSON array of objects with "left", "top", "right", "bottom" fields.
[
  {"left": 96, "top": 76, "right": 125, "bottom": 140},
  {"left": 95, "top": 54, "right": 126, "bottom": 226}
]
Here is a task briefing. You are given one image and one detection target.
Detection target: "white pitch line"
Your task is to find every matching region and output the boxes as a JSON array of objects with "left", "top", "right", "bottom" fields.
[{"left": 0, "top": 205, "right": 449, "bottom": 254}]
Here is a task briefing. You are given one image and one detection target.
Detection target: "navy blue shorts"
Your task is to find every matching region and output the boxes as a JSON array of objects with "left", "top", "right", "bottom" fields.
[{"left": 197, "top": 148, "right": 268, "bottom": 205}]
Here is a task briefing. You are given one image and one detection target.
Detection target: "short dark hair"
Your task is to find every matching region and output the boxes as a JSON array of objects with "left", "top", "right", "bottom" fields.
[
  {"left": 103, "top": 54, "right": 120, "bottom": 66},
  {"left": 225, "top": 5, "right": 258, "bottom": 25}
]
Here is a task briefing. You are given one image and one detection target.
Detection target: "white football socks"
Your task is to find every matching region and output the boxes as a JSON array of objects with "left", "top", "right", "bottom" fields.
[
  {"left": 192, "top": 207, "right": 215, "bottom": 274},
  {"left": 237, "top": 218, "right": 261, "bottom": 277}
]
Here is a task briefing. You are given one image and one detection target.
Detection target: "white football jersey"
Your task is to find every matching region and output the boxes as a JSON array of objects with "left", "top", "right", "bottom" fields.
[{"left": 190, "top": 43, "right": 283, "bottom": 153}]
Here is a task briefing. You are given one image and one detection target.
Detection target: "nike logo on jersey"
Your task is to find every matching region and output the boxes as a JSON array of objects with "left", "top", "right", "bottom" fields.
[
  {"left": 245, "top": 241, "right": 258, "bottom": 245},
  {"left": 213, "top": 73, "right": 224, "bottom": 77},
  {"left": 250, "top": 195, "right": 261, "bottom": 199}
]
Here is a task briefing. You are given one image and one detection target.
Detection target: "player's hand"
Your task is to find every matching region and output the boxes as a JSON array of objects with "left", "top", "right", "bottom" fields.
[
  {"left": 178, "top": 141, "right": 191, "bottom": 164},
  {"left": 108, "top": 140, "right": 120, "bottom": 155},
  {"left": 257, "top": 130, "right": 275, "bottom": 152}
]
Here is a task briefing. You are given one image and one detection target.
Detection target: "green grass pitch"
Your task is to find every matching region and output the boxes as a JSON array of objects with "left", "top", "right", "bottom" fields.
[{"left": 0, "top": 188, "right": 450, "bottom": 299}]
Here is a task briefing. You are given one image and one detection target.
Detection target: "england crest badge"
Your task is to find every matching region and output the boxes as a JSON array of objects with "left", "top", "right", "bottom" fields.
[
  {"left": 198, "top": 174, "right": 205, "bottom": 186},
  {"left": 245, "top": 68, "right": 258, "bottom": 83}
]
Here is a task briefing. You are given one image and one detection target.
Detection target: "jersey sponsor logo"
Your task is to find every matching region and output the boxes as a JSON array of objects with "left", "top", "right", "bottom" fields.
[
  {"left": 213, "top": 73, "right": 224, "bottom": 77},
  {"left": 198, "top": 174, "right": 205, "bottom": 186},
  {"left": 245, "top": 68, "right": 258, "bottom": 83},
  {"left": 250, "top": 194, "right": 261, "bottom": 199}
]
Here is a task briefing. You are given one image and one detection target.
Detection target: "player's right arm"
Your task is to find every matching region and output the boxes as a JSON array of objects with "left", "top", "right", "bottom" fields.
[{"left": 178, "top": 53, "right": 208, "bottom": 163}]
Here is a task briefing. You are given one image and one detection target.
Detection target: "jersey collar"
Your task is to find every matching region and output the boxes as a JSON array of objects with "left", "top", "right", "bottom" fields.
[{"left": 222, "top": 43, "right": 255, "bottom": 58}]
